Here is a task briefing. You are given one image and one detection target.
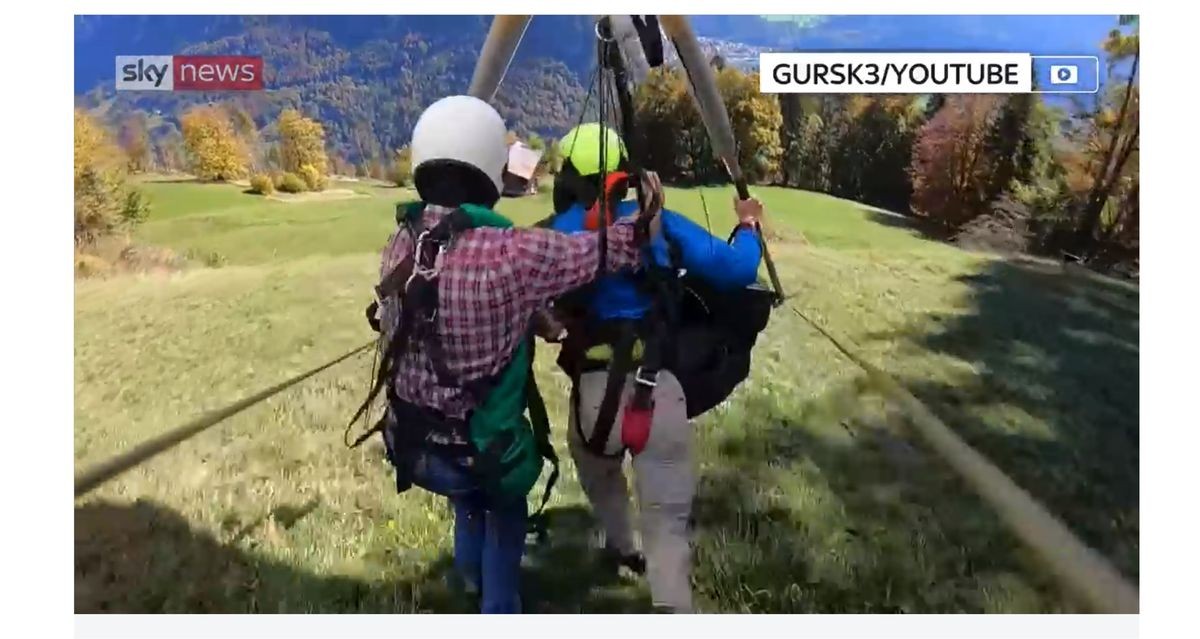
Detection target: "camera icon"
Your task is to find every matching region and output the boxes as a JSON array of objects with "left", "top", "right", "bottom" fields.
[{"left": 1049, "top": 65, "right": 1079, "bottom": 85}]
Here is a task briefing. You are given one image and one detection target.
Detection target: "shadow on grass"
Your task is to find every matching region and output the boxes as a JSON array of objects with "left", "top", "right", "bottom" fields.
[
  {"left": 861, "top": 207, "right": 953, "bottom": 241},
  {"left": 686, "top": 256, "right": 1137, "bottom": 612},
  {"left": 691, "top": 387, "right": 1065, "bottom": 613},
  {"left": 75, "top": 500, "right": 648, "bottom": 613},
  {"left": 889, "top": 258, "right": 1139, "bottom": 579}
]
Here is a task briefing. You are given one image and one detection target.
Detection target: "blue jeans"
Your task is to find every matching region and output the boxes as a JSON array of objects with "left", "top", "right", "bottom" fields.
[{"left": 410, "top": 450, "right": 526, "bottom": 614}]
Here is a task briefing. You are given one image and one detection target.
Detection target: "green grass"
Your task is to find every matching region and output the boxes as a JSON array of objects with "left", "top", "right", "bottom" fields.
[{"left": 75, "top": 178, "right": 1138, "bottom": 613}]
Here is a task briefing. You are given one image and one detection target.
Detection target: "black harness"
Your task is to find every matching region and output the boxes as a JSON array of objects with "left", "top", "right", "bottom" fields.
[{"left": 350, "top": 205, "right": 558, "bottom": 521}]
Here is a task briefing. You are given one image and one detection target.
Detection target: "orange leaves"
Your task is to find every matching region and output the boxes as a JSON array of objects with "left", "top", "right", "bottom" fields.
[{"left": 181, "top": 106, "right": 251, "bottom": 181}]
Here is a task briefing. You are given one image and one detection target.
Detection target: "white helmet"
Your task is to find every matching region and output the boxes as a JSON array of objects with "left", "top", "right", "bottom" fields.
[{"left": 410, "top": 95, "right": 508, "bottom": 203}]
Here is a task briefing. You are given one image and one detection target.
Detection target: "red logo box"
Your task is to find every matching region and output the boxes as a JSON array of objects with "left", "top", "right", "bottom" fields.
[{"left": 172, "top": 55, "right": 263, "bottom": 91}]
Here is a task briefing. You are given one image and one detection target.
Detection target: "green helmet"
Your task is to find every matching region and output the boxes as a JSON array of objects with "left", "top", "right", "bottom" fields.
[{"left": 558, "top": 123, "right": 628, "bottom": 176}]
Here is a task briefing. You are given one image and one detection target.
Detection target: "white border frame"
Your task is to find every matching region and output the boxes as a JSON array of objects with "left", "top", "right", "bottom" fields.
[{"left": 15, "top": 3, "right": 1183, "bottom": 639}]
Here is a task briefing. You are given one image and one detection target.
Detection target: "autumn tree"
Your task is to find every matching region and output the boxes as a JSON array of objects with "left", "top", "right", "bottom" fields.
[
  {"left": 634, "top": 67, "right": 799, "bottom": 186},
  {"left": 180, "top": 105, "right": 250, "bottom": 181},
  {"left": 634, "top": 68, "right": 695, "bottom": 181},
  {"left": 838, "top": 96, "right": 923, "bottom": 211},
  {"left": 909, "top": 95, "right": 1002, "bottom": 230},
  {"left": 277, "top": 108, "right": 330, "bottom": 189},
  {"left": 1073, "top": 15, "right": 1139, "bottom": 256},
  {"left": 781, "top": 95, "right": 844, "bottom": 193},
  {"left": 778, "top": 94, "right": 805, "bottom": 186},
  {"left": 983, "top": 93, "right": 1039, "bottom": 202},
  {"left": 716, "top": 68, "right": 783, "bottom": 184},
  {"left": 75, "top": 109, "right": 149, "bottom": 244},
  {"left": 390, "top": 146, "right": 413, "bottom": 187}
]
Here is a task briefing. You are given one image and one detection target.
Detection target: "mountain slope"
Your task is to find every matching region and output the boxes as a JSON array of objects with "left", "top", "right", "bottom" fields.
[
  {"left": 75, "top": 16, "right": 596, "bottom": 165},
  {"left": 74, "top": 15, "right": 1119, "bottom": 166}
]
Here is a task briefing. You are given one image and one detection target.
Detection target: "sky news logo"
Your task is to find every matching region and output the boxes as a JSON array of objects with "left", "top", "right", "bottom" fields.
[{"left": 116, "top": 55, "right": 264, "bottom": 91}]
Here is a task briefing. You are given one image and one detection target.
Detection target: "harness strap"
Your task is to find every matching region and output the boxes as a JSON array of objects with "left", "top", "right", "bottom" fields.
[
  {"left": 376, "top": 205, "right": 427, "bottom": 300},
  {"left": 630, "top": 266, "right": 679, "bottom": 410},
  {"left": 526, "top": 357, "right": 559, "bottom": 516},
  {"left": 580, "top": 322, "right": 638, "bottom": 458},
  {"left": 349, "top": 414, "right": 387, "bottom": 449},
  {"left": 401, "top": 207, "right": 496, "bottom": 402},
  {"left": 350, "top": 205, "right": 479, "bottom": 443}
]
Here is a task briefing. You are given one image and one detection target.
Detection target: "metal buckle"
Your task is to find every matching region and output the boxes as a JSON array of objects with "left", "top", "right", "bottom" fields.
[
  {"left": 406, "top": 230, "right": 447, "bottom": 290},
  {"left": 595, "top": 19, "right": 616, "bottom": 43},
  {"left": 633, "top": 367, "right": 658, "bottom": 388}
]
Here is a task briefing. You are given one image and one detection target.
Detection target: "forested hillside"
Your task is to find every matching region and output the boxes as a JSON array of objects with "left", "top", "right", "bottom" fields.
[
  {"left": 75, "top": 14, "right": 1137, "bottom": 270},
  {"left": 76, "top": 17, "right": 596, "bottom": 167}
]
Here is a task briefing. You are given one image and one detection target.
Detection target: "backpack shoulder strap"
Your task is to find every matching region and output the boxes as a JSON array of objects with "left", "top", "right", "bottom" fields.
[{"left": 376, "top": 203, "right": 428, "bottom": 300}]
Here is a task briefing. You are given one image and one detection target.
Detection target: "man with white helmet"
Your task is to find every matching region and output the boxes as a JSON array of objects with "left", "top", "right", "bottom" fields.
[{"left": 355, "top": 95, "right": 663, "bottom": 613}]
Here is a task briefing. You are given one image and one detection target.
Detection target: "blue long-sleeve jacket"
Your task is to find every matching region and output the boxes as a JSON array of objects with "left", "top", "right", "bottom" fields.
[{"left": 549, "top": 200, "right": 762, "bottom": 320}]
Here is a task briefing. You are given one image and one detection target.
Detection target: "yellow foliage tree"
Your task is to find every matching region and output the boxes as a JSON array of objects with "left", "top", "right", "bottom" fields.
[
  {"left": 635, "top": 66, "right": 781, "bottom": 184},
  {"left": 277, "top": 108, "right": 329, "bottom": 190},
  {"left": 716, "top": 68, "right": 783, "bottom": 184},
  {"left": 75, "top": 109, "right": 149, "bottom": 244},
  {"left": 180, "top": 106, "right": 250, "bottom": 181},
  {"left": 391, "top": 146, "right": 413, "bottom": 186}
]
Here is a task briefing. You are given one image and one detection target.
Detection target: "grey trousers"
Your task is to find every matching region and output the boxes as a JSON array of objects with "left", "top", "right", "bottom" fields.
[{"left": 567, "top": 370, "right": 695, "bottom": 613}]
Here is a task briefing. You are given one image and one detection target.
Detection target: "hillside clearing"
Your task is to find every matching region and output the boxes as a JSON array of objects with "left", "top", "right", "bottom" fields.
[{"left": 74, "top": 179, "right": 1138, "bottom": 613}]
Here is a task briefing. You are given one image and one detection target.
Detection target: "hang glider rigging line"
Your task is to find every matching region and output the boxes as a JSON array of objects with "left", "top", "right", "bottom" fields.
[{"left": 467, "top": 14, "right": 785, "bottom": 304}]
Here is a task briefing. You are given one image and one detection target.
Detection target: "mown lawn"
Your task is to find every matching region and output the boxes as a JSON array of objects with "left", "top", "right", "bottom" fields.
[{"left": 74, "top": 177, "right": 1138, "bottom": 613}]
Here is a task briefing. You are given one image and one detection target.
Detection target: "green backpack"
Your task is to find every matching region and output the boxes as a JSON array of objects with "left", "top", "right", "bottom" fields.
[{"left": 352, "top": 201, "right": 558, "bottom": 521}]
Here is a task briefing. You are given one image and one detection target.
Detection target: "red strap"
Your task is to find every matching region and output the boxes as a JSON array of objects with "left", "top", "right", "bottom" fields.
[
  {"left": 585, "top": 171, "right": 631, "bottom": 230},
  {"left": 620, "top": 402, "right": 653, "bottom": 455}
]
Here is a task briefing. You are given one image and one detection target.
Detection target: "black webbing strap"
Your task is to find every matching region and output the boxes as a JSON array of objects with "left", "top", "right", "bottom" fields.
[
  {"left": 527, "top": 379, "right": 558, "bottom": 514},
  {"left": 402, "top": 208, "right": 486, "bottom": 399},
  {"left": 349, "top": 206, "right": 472, "bottom": 441},
  {"left": 631, "top": 15, "right": 665, "bottom": 67},
  {"left": 349, "top": 414, "right": 387, "bottom": 449},
  {"left": 630, "top": 268, "right": 678, "bottom": 411},
  {"left": 347, "top": 316, "right": 411, "bottom": 432},
  {"left": 580, "top": 322, "right": 638, "bottom": 457},
  {"left": 525, "top": 337, "right": 559, "bottom": 541},
  {"left": 376, "top": 205, "right": 427, "bottom": 300}
]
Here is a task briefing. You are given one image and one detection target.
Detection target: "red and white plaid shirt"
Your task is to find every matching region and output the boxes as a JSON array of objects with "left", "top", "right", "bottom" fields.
[{"left": 379, "top": 204, "right": 641, "bottom": 423}]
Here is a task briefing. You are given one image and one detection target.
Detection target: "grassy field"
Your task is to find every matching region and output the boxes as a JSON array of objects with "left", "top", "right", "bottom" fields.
[{"left": 74, "top": 176, "right": 1139, "bottom": 613}]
